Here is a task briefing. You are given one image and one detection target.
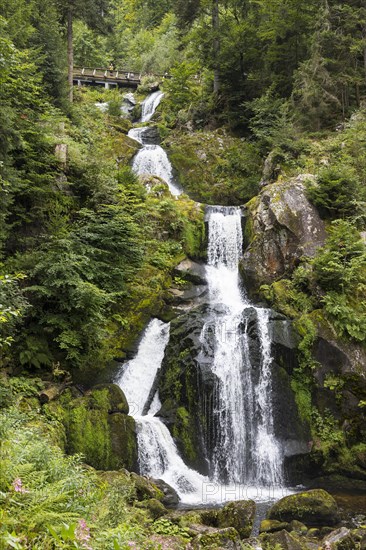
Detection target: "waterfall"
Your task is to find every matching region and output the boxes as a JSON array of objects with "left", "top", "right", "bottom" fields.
[
  {"left": 117, "top": 319, "right": 208, "bottom": 503},
  {"left": 127, "top": 93, "right": 182, "bottom": 197},
  {"left": 203, "top": 206, "right": 284, "bottom": 487},
  {"left": 131, "top": 144, "right": 181, "bottom": 197},
  {"left": 141, "top": 91, "right": 164, "bottom": 122},
  {"left": 116, "top": 206, "right": 287, "bottom": 504}
]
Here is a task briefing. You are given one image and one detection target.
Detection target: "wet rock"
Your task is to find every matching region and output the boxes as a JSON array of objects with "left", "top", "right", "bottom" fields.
[
  {"left": 267, "top": 489, "right": 339, "bottom": 526},
  {"left": 241, "top": 176, "right": 326, "bottom": 291},
  {"left": 59, "top": 387, "right": 137, "bottom": 471},
  {"left": 167, "top": 285, "right": 208, "bottom": 304},
  {"left": 152, "top": 478, "right": 180, "bottom": 508},
  {"left": 124, "top": 92, "right": 136, "bottom": 106},
  {"left": 174, "top": 259, "right": 207, "bottom": 285},
  {"left": 92, "top": 383, "right": 129, "bottom": 414},
  {"left": 159, "top": 301, "right": 310, "bottom": 474},
  {"left": 135, "top": 125, "right": 160, "bottom": 144},
  {"left": 191, "top": 526, "right": 242, "bottom": 549},
  {"left": 323, "top": 527, "right": 355, "bottom": 549},
  {"left": 217, "top": 499, "right": 256, "bottom": 539},
  {"left": 262, "top": 529, "right": 303, "bottom": 550}
]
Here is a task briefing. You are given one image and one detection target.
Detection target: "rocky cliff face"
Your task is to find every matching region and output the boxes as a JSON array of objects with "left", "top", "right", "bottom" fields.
[
  {"left": 241, "top": 175, "right": 326, "bottom": 291},
  {"left": 241, "top": 176, "right": 366, "bottom": 487}
]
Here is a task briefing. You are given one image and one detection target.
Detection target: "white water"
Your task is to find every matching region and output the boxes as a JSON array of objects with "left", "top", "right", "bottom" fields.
[
  {"left": 203, "top": 206, "right": 284, "bottom": 488},
  {"left": 141, "top": 91, "right": 164, "bottom": 122},
  {"left": 116, "top": 187, "right": 287, "bottom": 503},
  {"left": 131, "top": 144, "right": 181, "bottom": 196},
  {"left": 117, "top": 319, "right": 208, "bottom": 503},
  {"left": 118, "top": 318, "right": 170, "bottom": 415},
  {"left": 127, "top": 93, "right": 182, "bottom": 196},
  {"left": 127, "top": 127, "right": 146, "bottom": 145}
]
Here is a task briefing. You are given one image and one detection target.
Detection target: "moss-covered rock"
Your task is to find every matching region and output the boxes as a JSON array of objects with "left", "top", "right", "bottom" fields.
[
  {"left": 191, "top": 526, "right": 242, "bottom": 549},
  {"left": 92, "top": 384, "right": 129, "bottom": 414},
  {"left": 260, "top": 519, "right": 290, "bottom": 534},
  {"left": 267, "top": 489, "right": 339, "bottom": 526},
  {"left": 135, "top": 498, "right": 168, "bottom": 519},
  {"left": 60, "top": 388, "right": 137, "bottom": 471},
  {"left": 261, "top": 529, "right": 303, "bottom": 550},
  {"left": 241, "top": 176, "right": 326, "bottom": 293},
  {"left": 151, "top": 478, "right": 180, "bottom": 508},
  {"left": 290, "top": 520, "right": 308, "bottom": 535},
  {"left": 166, "top": 129, "right": 262, "bottom": 206},
  {"left": 129, "top": 472, "right": 164, "bottom": 501},
  {"left": 217, "top": 500, "right": 256, "bottom": 539},
  {"left": 107, "top": 413, "right": 138, "bottom": 470}
]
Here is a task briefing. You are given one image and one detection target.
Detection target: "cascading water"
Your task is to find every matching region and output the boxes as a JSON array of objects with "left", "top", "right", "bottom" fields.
[
  {"left": 141, "top": 90, "right": 164, "bottom": 122},
  {"left": 117, "top": 319, "right": 207, "bottom": 503},
  {"left": 131, "top": 143, "right": 181, "bottom": 196},
  {"left": 118, "top": 91, "right": 287, "bottom": 504},
  {"left": 127, "top": 93, "right": 182, "bottom": 196},
  {"left": 202, "top": 206, "right": 284, "bottom": 488}
]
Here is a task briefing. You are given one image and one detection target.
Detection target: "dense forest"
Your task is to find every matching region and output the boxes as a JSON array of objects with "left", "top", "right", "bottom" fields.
[{"left": 1, "top": 0, "right": 366, "bottom": 549}]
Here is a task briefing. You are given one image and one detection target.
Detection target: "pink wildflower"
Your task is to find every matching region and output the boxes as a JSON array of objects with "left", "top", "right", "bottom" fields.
[
  {"left": 12, "top": 478, "right": 29, "bottom": 494},
  {"left": 75, "top": 519, "right": 92, "bottom": 550}
]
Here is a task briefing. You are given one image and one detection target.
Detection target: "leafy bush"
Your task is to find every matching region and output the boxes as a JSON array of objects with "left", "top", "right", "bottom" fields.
[{"left": 307, "top": 165, "right": 360, "bottom": 219}]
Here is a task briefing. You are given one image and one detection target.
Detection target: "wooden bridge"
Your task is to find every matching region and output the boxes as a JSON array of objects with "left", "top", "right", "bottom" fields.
[{"left": 73, "top": 67, "right": 168, "bottom": 89}]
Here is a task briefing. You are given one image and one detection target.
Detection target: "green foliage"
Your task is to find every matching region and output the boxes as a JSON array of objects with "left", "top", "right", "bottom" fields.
[
  {"left": 73, "top": 20, "right": 111, "bottom": 67},
  {"left": 0, "top": 393, "right": 158, "bottom": 550},
  {"left": 311, "top": 408, "right": 345, "bottom": 449},
  {"left": 307, "top": 165, "right": 361, "bottom": 219},
  {"left": 167, "top": 129, "right": 261, "bottom": 205},
  {"left": 311, "top": 220, "right": 366, "bottom": 341},
  {"left": 0, "top": 272, "right": 28, "bottom": 359},
  {"left": 152, "top": 518, "right": 190, "bottom": 540}
]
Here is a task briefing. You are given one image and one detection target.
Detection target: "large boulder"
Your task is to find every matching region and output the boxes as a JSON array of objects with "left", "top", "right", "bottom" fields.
[
  {"left": 174, "top": 259, "right": 207, "bottom": 285},
  {"left": 267, "top": 489, "right": 339, "bottom": 526},
  {"left": 60, "top": 387, "right": 137, "bottom": 471},
  {"left": 241, "top": 176, "right": 326, "bottom": 292},
  {"left": 130, "top": 472, "right": 164, "bottom": 501},
  {"left": 217, "top": 500, "right": 256, "bottom": 539},
  {"left": 107, "top": 413, "right": 138, "bottom": 471}
]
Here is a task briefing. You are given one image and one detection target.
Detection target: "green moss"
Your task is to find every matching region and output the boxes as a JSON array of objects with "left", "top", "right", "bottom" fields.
[
  {"left": 172, "top": 407, "right": 197, "bottom": 463},
  {"left": 61, "top": 389, "right": 137, "bottom": 470},
  {"left": 291, "top": 377, "right": 312, "bottom": 424},
  {"left": 194, "top": 527, "right": 240, "bottom": 548},
  {"left": 267, "top": 490, "right": 339, "bottom": 526},
  {"left": 166, "top": 130, "right": 261, "bottom": 205},
  {"left": 135, "top": 498, "right": 168, "bottom": 519}
]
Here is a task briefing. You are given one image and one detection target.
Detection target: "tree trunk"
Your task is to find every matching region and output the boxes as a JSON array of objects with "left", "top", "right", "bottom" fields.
[
  {"left": 39, "top": 385, "right": 63, "bottom": 404},
  {"left": 212, "top": 0, "right": 220, "bottom": 94},
  {"left": 67, "top": 5, "right": 73, "bottom": 103}
]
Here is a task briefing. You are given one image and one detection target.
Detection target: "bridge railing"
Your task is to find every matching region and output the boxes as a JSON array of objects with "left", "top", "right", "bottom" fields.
[
  {"left": 73, "top": 67, "right": 142, "bottom": 81},
  {"left": 73, "top": 67, "right": 171, "bottom": 80}
]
